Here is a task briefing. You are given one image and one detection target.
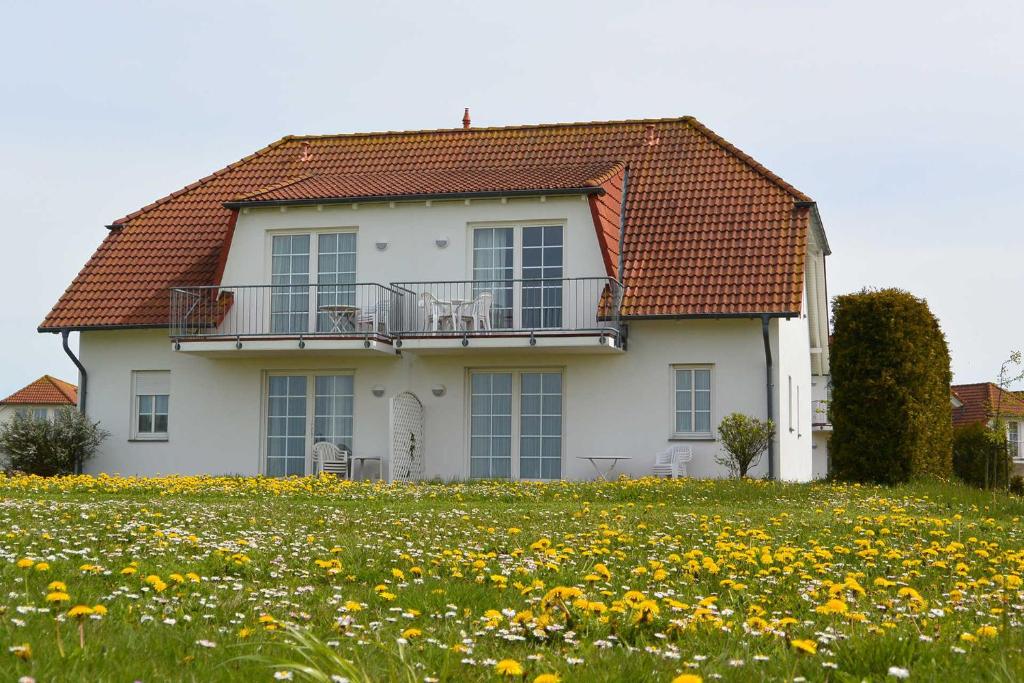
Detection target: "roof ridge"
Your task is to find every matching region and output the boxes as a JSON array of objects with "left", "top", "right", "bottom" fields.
[
  {"left": 45, "top": 375, "right": 78, "bottom": 403},
  {"left": 287, "top": 116, "right": 693, "bottom": 141},
  {"left": 108, "top": 135, "right": 296, "bottom": 227},
  {"left": 682, "top": 118, "right": 812, "bottom": 203}
]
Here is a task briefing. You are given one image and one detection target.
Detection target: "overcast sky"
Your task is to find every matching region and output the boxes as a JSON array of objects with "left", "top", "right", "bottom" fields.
[{"left": 1, "top": 0, "right": 1021, "bottom": 398}]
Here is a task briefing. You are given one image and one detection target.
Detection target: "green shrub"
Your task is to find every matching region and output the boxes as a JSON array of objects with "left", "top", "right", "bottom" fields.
[
  {"left": 715, "top": 413, "right": 775, "bottom": 478},
  {"left": 1010, "top": 475, "right": 1024, "bottom": 497},
  {"left": 953, "top": 422, "right": 1011, "bottom": 489},
  {"left": 829, "top": 288, "right": 953, "bottom": 484},
  {"left": 0, "top": 408, "right": 108, "bottom": 476}
]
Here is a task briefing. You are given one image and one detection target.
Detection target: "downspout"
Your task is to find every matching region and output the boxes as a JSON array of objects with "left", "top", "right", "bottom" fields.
[
  {"left": 761, "top": 315, "right": 775, "bottom": 480},
  {"left": 61, "top": 330, "right": 86, "bottom": 415}
]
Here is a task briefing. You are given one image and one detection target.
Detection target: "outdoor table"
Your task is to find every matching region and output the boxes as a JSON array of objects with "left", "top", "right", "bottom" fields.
[
  {"left": 576, "top": 455, "right": 632, "bottom": 481},
  {"left": 319, "top": 304, "right": 361, "bottom": 332},
  {"left": 350, "top": 455, "right": 382, "bottom": 480}
]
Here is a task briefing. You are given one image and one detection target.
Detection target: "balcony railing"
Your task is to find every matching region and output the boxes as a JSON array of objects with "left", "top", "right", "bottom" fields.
[
  {"left": 170, "top": 283, "right": 402, "bottom": 339},
  {"left": 169, "top": 277, "right": 622, "bottom": 341},
  {"left": 812, "top": 399, "right": 830, "bottom": 428},
  {"left": 389, "top": 277, "right": 621, "bottom": 337}
]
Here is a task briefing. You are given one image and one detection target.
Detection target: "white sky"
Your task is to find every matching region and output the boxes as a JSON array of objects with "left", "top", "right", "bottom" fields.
[{"left": 1, "top": 0, "right": 1021, "bottom": 398}]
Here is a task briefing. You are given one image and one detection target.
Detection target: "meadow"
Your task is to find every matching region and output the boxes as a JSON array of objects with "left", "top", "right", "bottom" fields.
[{"left": 0, "top": 474, "right": 1022, "bottom": 682}]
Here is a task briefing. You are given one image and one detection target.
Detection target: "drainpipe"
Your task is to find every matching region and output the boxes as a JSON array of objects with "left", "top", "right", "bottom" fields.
[
  {"left": 761, "top": 315, "right": 775, "bottom": 480},
  {"left": 60, "top": 330, "right": 87, "bottom": 415}
]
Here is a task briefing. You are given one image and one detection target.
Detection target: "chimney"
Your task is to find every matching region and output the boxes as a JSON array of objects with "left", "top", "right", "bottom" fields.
[
  {"left": 462, "top": 107, "right": 471, "bottom": 129},
  {"left": 644, "top": 124, "right": 659, "bottom": 146}
]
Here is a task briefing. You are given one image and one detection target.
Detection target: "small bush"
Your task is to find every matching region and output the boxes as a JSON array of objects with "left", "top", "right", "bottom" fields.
[
  {"left": 0, "top": 408, "right": 108, "bottom": 476},
  {"left": 1010, "top": 475, "right": 1024, "bottom": 497},
  {"left": 953, "top": 422, "right": 1012, "bottom": 489},
  {"left": 715, "top": 413, "right": 775, "bottom": 479},
  {"left": 830, "top": 288, "right": 953, "bottom": 484}
]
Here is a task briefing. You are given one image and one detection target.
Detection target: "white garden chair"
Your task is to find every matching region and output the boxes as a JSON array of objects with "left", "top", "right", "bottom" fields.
[
  {"left": 355, "top": 303, "right": 387, "bottom": 334},
  {"left": 461, "top": 291, "right": 493, "bottom": 331},
  {"left": 312, "top": 441, "right": 350, "bottom": 479},
  {"left": 419, "top": 292, "right": 454, "bottom": 332},
  {"left": 652, "top": 445, "right": 693, "bottom": 478}
]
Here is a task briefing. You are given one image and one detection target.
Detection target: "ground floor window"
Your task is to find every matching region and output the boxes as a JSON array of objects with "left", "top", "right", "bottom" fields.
[
  {"left": 131, "top": 370, "right": 170, "bottom": 440},
  {"left": 470, "top": 370, "right": 562, "bottom": 480},
  {"left": 1009, "top": 421, "right": 1020, "bottom": 461},
  {"left": 672, "top": 365, "right": 712, "bottom": 438},
  {"left": 265, "top": 373, "right": 353, "bottom": 477}
]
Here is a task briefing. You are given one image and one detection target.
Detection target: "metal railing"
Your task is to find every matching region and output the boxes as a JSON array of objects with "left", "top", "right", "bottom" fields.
[
  {"left": 389, "top": 277, "right": 622, "bottom": 337},
  {"left": 170, "top": 283, "right": 403, "bottom": 339},
  {"left": 811, "top": 399, "right": 830, "bottom": 427}
]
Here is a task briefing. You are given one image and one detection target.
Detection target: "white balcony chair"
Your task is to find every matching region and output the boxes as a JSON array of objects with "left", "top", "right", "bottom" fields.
[
  {"left": 419, "top": 292, "right": 454, "bottom": 332},
  {"left": 461, "top": 292, "right": 493, "bottom": 331},
  {"left": 652, "top": 445, "right": 693, "bottom": 478},
  {"left": 312, "top": 441, "right": 350, "bottom": 479},
  {"left": 356, "top": 303, "right": 387, "bottom": 334}
]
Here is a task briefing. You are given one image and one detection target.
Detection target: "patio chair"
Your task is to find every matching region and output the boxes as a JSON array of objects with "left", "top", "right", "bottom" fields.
[
  {"left": 461, "top": 292, "right": 493, "bottom": 331},
  {"left": 312, "top": 441, "right": 350, "bottom": 479},
  {"left": 355, "top": 303, "right": 387, "bottom": 334},
  {"left": 419, "top": 292, "right": 454, "bottom": 332},
  {"left": 652, "top": 445, "right": 693, "bottom": 478}
]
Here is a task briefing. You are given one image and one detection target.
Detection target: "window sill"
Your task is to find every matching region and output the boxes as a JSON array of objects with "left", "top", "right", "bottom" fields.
[
  {"left": 129, "top": 436, "right": 169, "bottom": 443},
  {"left": 669, "top": 433, "right": 715, "bottom": 442}
]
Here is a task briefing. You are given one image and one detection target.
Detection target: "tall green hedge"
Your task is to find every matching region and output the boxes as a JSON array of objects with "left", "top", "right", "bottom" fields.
[
  {"left": 952, "top": 422, "right": 1011, "bottom": 489},
  {"left": 830, "top": 288, "right": 953, "bottom": 483}
]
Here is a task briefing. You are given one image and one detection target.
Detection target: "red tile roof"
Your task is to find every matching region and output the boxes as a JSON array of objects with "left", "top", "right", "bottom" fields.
[
  {"left": 231, "top": 162, "right": 625, "bottom": 205},
  {"left": 0, "top": 376, "right": 78, "bottom": 406},
  {"left": 951, "top": 383, "right": 1024, "bottom": 427},
  {"left": 40, "top": 116, "right": 815, "bottom": 329}
]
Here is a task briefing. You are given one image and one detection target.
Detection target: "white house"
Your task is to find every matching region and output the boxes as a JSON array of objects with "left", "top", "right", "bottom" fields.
[{"left": 40, "top": 115, "right": 831, "bottom": 481}]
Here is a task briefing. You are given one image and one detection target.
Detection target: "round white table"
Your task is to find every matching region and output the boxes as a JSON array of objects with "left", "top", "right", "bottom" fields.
[{"left": 576, "top": 455, "right": 632, "bottom": 481}]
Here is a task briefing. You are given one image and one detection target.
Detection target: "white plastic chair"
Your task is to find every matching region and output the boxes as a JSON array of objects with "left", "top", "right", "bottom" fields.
[
  {"left": 356, "top": 303, "right": 387, "bottom": 334},
  {"left": 419, "top": 292, "right": 454, "bottom": 332},
  {"left": 462, "top": 292, "right": 493, "bottom": 331},
  {"left": 652, "top": 445, "right": 693, "bottom": 478},
  {"left": 312, "top": 441, "right": 350, "bottom": 479}
]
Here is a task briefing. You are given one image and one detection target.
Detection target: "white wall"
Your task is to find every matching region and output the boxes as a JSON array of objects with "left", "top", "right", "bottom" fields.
[
  {"left": 220, "top": 195, "right": 607, "bottom": 287},
  {"left": 78, "top": 317, "right": 814, "bottom": 480},
  {"left": 772, "top": 288, "right": 813, "bottom": 481}
]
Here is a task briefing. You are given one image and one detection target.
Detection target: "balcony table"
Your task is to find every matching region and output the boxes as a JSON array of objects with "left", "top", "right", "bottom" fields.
[
  {"left": 319, "top": 304, "right": 361, "bottom": 332},
  {"left": 576, "top": 455, "right": 632, "bottom": 481}
]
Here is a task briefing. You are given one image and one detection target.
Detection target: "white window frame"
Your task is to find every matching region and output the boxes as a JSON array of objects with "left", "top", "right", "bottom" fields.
[
  {"left": 265, "top": 227, "right": 359, "bottom": 333},
  {"left": 465, "top": 367, "right": 565, "bottom": 481},
  {"left": 1008, "top": 421, "right": 1021, "bottom": 462},
  {"left": 130, "top": 370, "right": 170, "bottom": 441},
  {"left": 466, "top": 221, "right": 569, "bottom": 279},
  {"left": 260, "top": 369, "right": 356, "bottom": 476},
  {"left": 671, "top": 364, "right": 714, "bottom": 440}
]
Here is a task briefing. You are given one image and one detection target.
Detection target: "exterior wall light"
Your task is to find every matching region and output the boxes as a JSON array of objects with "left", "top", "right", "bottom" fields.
[
  {"left": 431, "top": 384, "right": 446, "bottom": 397},
  {"left": 375, "top": 241, "right": 389, "bottom": 251},
  {"left": 371, "top": 384, "right": 385, "bottom": 397},
  {"left": 435, "top": 238, "right": 449, "bottom": 249}
]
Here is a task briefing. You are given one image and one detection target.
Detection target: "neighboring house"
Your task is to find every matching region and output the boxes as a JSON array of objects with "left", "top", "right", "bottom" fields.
[
  {"left": 39, "top": 115, "right": 831, "bottom": 481},
  {"left": 951, "top": 382, "right": 1024, "bottom": 475},
  {"left": 0, "top": 376, "right": 79, "bottom": 464}
]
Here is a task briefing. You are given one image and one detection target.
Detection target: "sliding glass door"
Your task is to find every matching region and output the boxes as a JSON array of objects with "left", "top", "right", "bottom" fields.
[
  {"left": 316, "top": 233, "right": 357, "bottom": 332},
  {"left": 472, "top": 228, "right": 514, "bottom": 329},
  {"left": 265, "top": 373, "right": 354, "bottom": 476},
  {"left": 521, "top": 226, "right": 563, "bottom": 329},
  {"left": 470, "top": 370, "right": 562, "bottom": 480},
  {"left": 270, "top": 235, "right": 310, "bottom": 334}
]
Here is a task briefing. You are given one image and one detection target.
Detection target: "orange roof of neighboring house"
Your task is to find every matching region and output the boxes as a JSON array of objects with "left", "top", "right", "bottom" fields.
[
  {"left": 0, "top": 376, "right": 78, "bottom": 406},
  {"left": 951, "top": 382, "right": 1024, "bottom": 427},
  {"left": 40, "top": 116, "right": 816, "bottom": 329}
]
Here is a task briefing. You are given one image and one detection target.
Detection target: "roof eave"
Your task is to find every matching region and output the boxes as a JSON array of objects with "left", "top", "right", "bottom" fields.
[{"left": 224, "top": 186, "right": 604, "bottom": 210}]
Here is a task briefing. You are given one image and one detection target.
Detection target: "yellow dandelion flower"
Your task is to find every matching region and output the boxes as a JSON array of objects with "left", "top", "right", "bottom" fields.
[
  {"left": 495, "top": 659, "right": 524, "bottom": 676},
  {"left": 534, "top": 675, "right": 562, "bottom": 683},
  {"left": 976, "top": 625, "right": 998, "bottom": 638},
  {"left": 46, "top": 591, "right": 70, "bottom": 603},
  {"left": 10, "top": 643, "right": 31, "bottom": 660},
  {"left": 400, "top": 627, "right": 422, "bottom": 639},
  {"left": 67, "top": 605, "right": 94, "bottom": 618},
  {"left": 671, "top": 675, "right": 702, "bottom": 683},
  {"left": 16, "top": 558, "right": 34, "bottom": 569},
  {"left": 34, "top": 562, "right": 50, "bottom": 572},
  {"left": 47, "top": 581, "right": 67, "bottom": 592},
  {"left": 791, "top": 639, "right": 817, "bottom": 655}
]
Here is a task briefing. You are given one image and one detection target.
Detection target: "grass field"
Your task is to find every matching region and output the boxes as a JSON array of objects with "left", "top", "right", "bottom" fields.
[{"left": 0, "top": 475, "right": 1022, "bottom": 682}]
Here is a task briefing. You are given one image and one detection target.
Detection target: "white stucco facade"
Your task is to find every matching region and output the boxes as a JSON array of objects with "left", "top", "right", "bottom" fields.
[{"left": 72, "top": 194, "right": 828, "bottom": 481}]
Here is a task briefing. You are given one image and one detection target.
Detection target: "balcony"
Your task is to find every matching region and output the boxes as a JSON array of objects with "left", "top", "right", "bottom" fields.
[
  {"left": 812, "top": 399, "right": 831, "bottom": 431},
  {"left": 169, "top": 277, "right": 623, "bottom": 355}
]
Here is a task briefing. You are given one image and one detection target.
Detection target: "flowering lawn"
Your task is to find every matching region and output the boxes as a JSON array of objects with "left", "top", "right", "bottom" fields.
[{"left": 0, "top": 475, "right": 1022, "bottom": 682}]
